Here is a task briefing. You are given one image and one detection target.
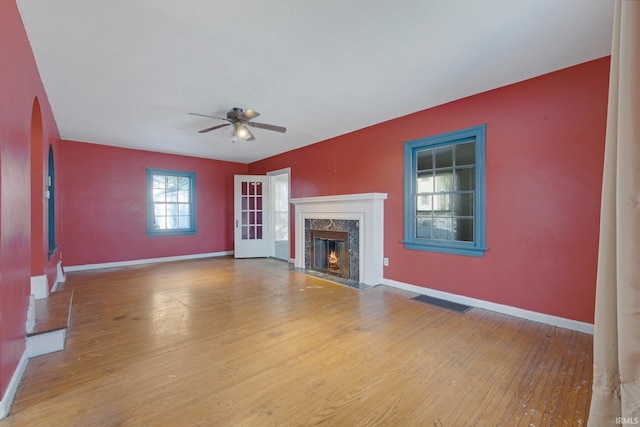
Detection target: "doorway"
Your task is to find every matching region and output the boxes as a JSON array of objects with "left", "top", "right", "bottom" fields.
[{"left": 268, "top": 168, "right": 290, "bottom": 261}]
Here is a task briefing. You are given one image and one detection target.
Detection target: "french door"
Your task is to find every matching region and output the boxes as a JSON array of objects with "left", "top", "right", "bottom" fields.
[{"left": 234, "top": 175, "right": 270, "bottom": 258}]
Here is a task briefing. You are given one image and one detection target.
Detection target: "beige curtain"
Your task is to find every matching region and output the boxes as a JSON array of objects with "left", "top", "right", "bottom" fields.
[{"left": 588, "top": 0, "right": 640, "bottom": 425}]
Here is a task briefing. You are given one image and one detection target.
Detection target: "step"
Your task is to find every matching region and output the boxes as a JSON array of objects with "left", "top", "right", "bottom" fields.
[{"left": 26, "top": 289, "right": 74, "bottom": 358}]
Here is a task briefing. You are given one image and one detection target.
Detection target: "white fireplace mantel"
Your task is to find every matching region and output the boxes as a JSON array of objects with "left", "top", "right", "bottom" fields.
[{"left": 290, "top": 193, "right": 387, "bottom": 286}]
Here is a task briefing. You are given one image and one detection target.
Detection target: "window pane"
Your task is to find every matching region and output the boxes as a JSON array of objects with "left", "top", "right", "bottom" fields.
[
  {"left": 178, "top": 176, "right": 190, "bottom": 189},
  {"left": 179, "top": 216, "right": 190, "bottom": 228},
  {"left": 166, "top": 216, "right": 179, "bottom": 229},
  {"left": 417, "top": 149, "right": 433, "bottom": 171},
  {"left": 434, "top": 171, "right": 453, "bottom": 192},
  {"left": 455, "top": 218, "right": 474, "bottom": 242},
  {"left": 417, "top": 172, "right": 433, "bottom": 193},
  {"left": 433, "top": 194, "right": 451, "bottom": 212},
  {"left": 416, "top": 216, "right": 432, "bottom": 239},
  {"left": 178, "top": 190, "right": 189, "bottom": 203},
  {"left": 154, "top": 203, "right": 165, "bottom": 216},
  {"left": 166, "top": 176, "right": 177, "bottom": 189},
  {"left": 435, "top": 146, "right": 453, "bottom": 168},
  {"left": 166, "top": 203, "right": 177, "bottom": 215},
  {"left": 178, "top": 204, "right": 189, "bottom": 215},
  {"left": 153, "top": 189, "right": 165, "bottom": 202},
  {"left": 166, "top": 189, "right": 177, "bottom": 202},
  {"left": 416, "top": 195, "right": 432, "bottom": 212},
  {"left": 155, "top": 216, "right": 166, "bottom": 229},
  {"left": 455, "top": 168, "right": 475, "bottom": 191},
  {"left": 433, "top": 217, "right": 453, "bottom": 240},
  {"left": 454, "top": 193, "right": 474, "bottom": 216},
  {"left": 153, "top": 175, "right": 165, "bottom": 189},
  {"left": 455, "top": 142, "right": 475, "bottom": 166}
]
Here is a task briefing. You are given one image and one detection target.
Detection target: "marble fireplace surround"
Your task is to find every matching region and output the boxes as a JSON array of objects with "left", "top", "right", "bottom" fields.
[{"left": 290, "top": 193, "right": 387, "bottom": 286}]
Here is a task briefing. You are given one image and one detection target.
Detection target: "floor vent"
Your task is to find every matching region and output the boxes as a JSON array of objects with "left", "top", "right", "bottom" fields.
[{"left": 412, "top": 294, "right": 472, "bottom": 313}]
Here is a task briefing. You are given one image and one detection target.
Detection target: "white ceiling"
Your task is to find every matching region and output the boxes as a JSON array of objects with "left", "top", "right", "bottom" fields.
[{"left": 17, "top": 0, "right": 614, "bottom": 164}]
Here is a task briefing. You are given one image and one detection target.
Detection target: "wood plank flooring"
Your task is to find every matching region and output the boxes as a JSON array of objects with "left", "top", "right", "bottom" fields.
[{"left": 1, "top": 257, "right": 593, "bottom": 426}]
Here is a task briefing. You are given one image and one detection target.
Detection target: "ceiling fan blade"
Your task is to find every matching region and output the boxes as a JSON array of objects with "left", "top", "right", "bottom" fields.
[
  {"left": 189, "top": 112, "right": 227, "bottom": 121},
  {"left": 198, "top": 123, "right": 231, "bottom": 133},
  {"left": 240, "top": 109, "right": 260, "bottom": 121},
  {"left": 247, "top": 121, "right": 287, "bottom": 133}
]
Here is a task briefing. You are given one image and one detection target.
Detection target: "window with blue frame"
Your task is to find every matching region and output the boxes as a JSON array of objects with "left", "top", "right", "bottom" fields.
[
  {"left": 403, "top": 125, "right": 487, "bottom": 257},
  {"left": 147, "top": 169, "right": 196, "bottom": 236}
]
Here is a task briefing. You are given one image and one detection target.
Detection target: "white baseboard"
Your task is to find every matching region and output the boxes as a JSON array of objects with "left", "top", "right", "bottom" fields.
[
  {"left": 381, "top": 278, "right": 594, "bottom": 335},
  {"left": 0, "top": 350, "right": 28, "bottom": 419},
  {"left": 30, "top": 275, "right": 48, "bottom": 300},
  {"left": 26, "top": 295, "right": 36, "bottom": 334},
  {"left": 26, "top": 329, "right": 67, "bottom": 358},
  {"left": 65, "top": 251, "right": 234, "bottom": 272},
  {"left": 52, "top": 261, "right": 66, "bottom": 292}
]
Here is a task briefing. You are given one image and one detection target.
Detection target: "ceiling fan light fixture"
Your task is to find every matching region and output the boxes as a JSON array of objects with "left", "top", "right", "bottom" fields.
[
  {"left": 233, "top": 124, "right": 250, "bottom": 140},
  {"left": 191, "top": 107, "right": 284, "bottom": 141}
]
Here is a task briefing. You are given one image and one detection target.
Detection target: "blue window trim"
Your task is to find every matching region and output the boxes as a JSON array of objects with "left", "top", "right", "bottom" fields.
[
  {"left": 403, "top": 125, "right": 487, "bottom": 257},
  {"left": 146, "top": 168, "right": 197, "bottom": 236}
]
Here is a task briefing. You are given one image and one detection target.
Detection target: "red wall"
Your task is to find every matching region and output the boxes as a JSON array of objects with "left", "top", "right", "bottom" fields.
[
  {"left": 0, "top": 1, "right": 62, "bottom": 399},
  {"left": 0, "top": 0, "right": 608, "bottom": 408},
  {"left": 250, "top": 58, "right": 610, "bottom": 324},
  {"left": 60, "top": 141, "right": 247, "bottom": 266}
]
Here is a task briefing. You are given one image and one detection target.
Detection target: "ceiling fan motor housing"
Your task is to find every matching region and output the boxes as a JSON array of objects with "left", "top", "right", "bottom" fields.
[{"left": 228, "top": 107, "right": 244, "bottom": 120}]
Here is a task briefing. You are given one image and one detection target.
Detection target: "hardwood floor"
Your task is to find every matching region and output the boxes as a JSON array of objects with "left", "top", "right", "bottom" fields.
[{"left": 1, "top": 257, "right": 593, "bottom": 426}]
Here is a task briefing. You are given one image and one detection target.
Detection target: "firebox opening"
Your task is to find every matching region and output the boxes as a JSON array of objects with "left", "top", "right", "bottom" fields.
[{"left": 311, "top": 230, "right": 349, "bottom": 279}]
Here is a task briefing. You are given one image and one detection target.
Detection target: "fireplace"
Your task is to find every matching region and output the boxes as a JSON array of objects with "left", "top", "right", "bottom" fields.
[
  {"left": 291, "top": 193, "right": 387, "bottom": 286},
  {"left": 311, "top": 230, "right": 349, "bottom": 279},
  {"left": 305, "top": 219, "right": 359, "bottom": 282}
]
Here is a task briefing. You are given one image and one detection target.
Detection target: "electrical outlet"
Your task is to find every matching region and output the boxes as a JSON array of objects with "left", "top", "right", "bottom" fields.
[{"left": 383, "top": 257, "right": 389, "bottom": 266}]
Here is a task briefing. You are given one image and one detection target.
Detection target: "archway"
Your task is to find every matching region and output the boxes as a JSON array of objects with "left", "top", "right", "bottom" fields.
[{"left": 30, "top": 97, "right": 44, "bottom": 275}]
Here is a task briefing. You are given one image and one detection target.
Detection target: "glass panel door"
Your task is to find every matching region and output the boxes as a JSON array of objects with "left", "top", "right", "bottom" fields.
[{"left": 234, "top": 175, "right": 269, "bottom": 258}]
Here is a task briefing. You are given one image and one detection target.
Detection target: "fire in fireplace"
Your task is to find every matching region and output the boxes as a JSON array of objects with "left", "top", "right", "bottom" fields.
[{"left": 310, "top": 230, "right": 349, "bottom": 279}]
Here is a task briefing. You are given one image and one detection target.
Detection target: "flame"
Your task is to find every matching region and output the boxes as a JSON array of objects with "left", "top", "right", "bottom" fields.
[{"left": 328, "top": 250, "right": 338, "bottom": 265}]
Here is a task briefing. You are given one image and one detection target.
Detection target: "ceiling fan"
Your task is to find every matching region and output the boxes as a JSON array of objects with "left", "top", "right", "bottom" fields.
[{"left": 189, "top": 107, "right": 287, "bottom": 141}]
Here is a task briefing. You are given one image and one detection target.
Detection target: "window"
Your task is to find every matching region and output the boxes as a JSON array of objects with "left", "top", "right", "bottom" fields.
[
  {"left": 403, "top": 125, "right": 487, "bottom": 256},
  {"left": 147, "top": 169, "right": 196, "bottom": 236}
]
